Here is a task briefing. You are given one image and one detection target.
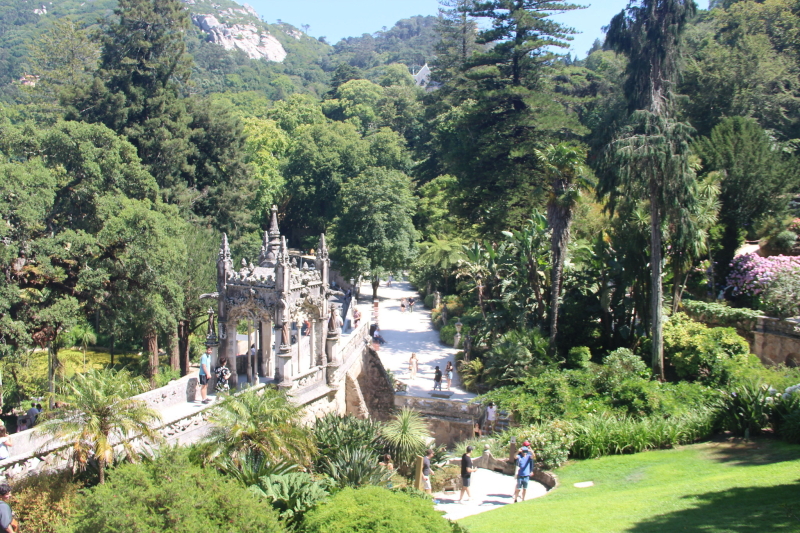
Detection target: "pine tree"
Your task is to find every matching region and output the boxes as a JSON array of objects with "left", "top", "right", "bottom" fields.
[{"left": 70, "top": 0, "right": 194, "bottom": 189}]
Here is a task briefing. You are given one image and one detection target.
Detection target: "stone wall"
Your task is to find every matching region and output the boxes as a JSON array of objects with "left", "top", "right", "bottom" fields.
[
  {"left": 753, "top": 317, "right": 800, "bottom": 367},
  {"left": 394, "top": 394, "right": 480, "bottom": 446}
]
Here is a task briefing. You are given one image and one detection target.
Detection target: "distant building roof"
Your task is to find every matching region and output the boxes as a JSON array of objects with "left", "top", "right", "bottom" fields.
[{"left": 413, "top": 64, "right": 431, "bottom": 87}]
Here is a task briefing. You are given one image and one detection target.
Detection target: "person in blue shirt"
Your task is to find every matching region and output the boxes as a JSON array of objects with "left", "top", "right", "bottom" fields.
[
  {"left": 513, "top": 441, "right": 535, "bottom": 503},
  {"left": 199, "top": 347, "right": 212, "bottom": 404}
]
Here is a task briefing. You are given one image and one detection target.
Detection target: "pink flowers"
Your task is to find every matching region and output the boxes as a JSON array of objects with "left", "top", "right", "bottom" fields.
[{"left": 726, "top": 253, "right": 800, "bottom": 297}]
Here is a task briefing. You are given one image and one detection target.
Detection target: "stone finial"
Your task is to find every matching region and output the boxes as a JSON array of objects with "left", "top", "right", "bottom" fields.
[
  {"left": 317, "top": 233, "right": 329, "bottom": 260},
  {"left": 219, "top": 233, "right": 231, "bottom": 261},
  {"left": 269, "top": 205, "right": 280, "bottom": 238}
]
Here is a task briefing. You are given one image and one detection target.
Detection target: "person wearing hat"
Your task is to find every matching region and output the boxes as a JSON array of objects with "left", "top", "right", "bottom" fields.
[{"left": 513, "top": 441, "right": 535, "bottom": 503}]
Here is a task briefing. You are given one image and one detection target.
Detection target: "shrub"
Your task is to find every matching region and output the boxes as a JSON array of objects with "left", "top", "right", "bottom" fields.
[
  {"left": 67, "top": 448, "right": 285, "bottom": 532},
  {"left": 771, "top": 383, "right": 800, "bottom": 444},
  {"left": 771, "top": 230, "right": 798, "bottom": 251},
  {"left": 313, "top": 413, "right": 382, "bottom": 468},
  {"left": 714, "top": 380, "right": 773, "bottom": 436},
  {"left": 430, "top": 464, "right": 462, "bottom": 492},
  {"left": 510, "top": 420, "right": 575, "bottom": 469},
  {"left": 303, "top": 485, "right": 453, "bottom": 533},
  {"left": 11, "top": 470, "right": 83, "bottom": 533},
  {"left": 726, "top": 253, "right": 800, "bottom": 299},
  {"left": 458, "top": 359, "right": 484, "bottom": 393},
  {"left": 596, "top": 348, "right": 650, "bottom": 393},
  {"left": 759, "top": 269, "right": 800, "bottom": 318},
  {"left": 483, "top": 328, "right": 552, "bottom": 388},
  {"left": 570, "top": 410, "right": 715, "bottom": 459},
  {"left": 566, "top": 346, "right": 591, "bottom": 369},
  {"left": 661, "top": 313, "right": 750, "bottom": 384},
  {"left": 424, "top": 293, "right": 436, "bottom": 309},
  {"left": 681, "top": 300, "right": 761, "bottom": 328},
  {"left": 439, "top": 318, "right": 471, "bottom": 346}
]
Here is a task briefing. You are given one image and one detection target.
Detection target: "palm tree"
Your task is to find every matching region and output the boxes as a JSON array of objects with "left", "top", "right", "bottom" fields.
[
  {"left": 418, "top": 235, "right": 466, "bottom": 293},
  {"left": 603, "top": 0, "right": 698, "bottom": 380},
  {"left": 35, "top": 369, "right": 160, "bottom": 484},
  {"left": 70, "top": 322, "right": 97, "bottom": 372},
  {"left": 456, "top": 242, "right": 491, "bottom": 318},
  {"left": 201, "top": 387, "right": 313, "bottom": 467},
  {"left": 535, "top": 143, "right": 593, "bottom": 350}
]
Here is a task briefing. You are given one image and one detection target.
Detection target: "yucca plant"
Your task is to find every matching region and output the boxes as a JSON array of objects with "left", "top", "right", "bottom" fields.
[
  {"left": 380, "top": 407, "right": 428, "bottom": 475},
  {"left": 250, "top": 472, "right": 332, "bottom": 529},
  {"left": 312, "top": 413, "right": 382, "bottom": 468}
]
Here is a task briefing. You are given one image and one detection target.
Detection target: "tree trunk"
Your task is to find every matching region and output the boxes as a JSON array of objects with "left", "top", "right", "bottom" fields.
[
  {"left": 110, "top": 334, "right": 115, "bottom": 367},
  {"left": 372, "top": 277, "right": 380, "bottom": 300},
  {"left": 650, "top": 180, "right": 665, "bottom": 381},
  {"left": 178, "top": 319, "right": 190, "bottom": 376},
  {"left": 99, "top": 459, "right": 105, "bottom": 485},
  {"left": 548, "top": 193, "right": 573, "bottom": 351},
  {"left": 144, "top": 332, "right": 158, "bottom": 389},
  {"left": 48, "top": 342, "right": 56, "bottom": 409},
  {"left": 169, "top": 328, "right": 179, "bottom": 371}
]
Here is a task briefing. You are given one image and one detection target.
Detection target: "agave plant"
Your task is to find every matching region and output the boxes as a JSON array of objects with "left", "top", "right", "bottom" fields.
[
  {"left": 318, "top": 446, "right": 392, "bottom": 488},
  {"left": 312, "top": 413, "right": 382, "bottom": 468},
  {"left": 212, "top": 449, "right": 299, "bottom": 487},
  {"left": 250, "top": 472, "right": 332, "bottom": 528},
  {"left": 380, "top": 407, "right": 428, "bottom": 475}
]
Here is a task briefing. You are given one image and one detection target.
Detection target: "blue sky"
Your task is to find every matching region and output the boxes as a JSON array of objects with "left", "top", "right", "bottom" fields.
[{"left": 246, "top": 1, "right": 712, "bottom": 59}]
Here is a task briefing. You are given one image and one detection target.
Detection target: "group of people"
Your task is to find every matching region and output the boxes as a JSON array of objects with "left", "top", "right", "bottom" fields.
[
  {"left": 419, "top": 441, "right": 537, "bottom": 505},
  {"left": 408, "top": 354, "right": 455, "bottom": 391},
  {"left": 15, "top": 403, "right": 42, "bottom": 433},
  {"left": 461, "top": 440, "right": 537, "bottom": 504},
  {"left": 399, "top": 297, "right": 415, "bottom": 313}
]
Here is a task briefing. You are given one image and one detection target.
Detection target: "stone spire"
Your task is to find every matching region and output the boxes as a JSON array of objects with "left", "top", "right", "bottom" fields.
[
  {"left": 317, "top": 233, "right": 329, "bottom": 261},
  {"left": 268, "top": 205, "right": 281, "bottom": 247},
  {"left": 217, "top": 233, "right": 233, "bottom": 289}
]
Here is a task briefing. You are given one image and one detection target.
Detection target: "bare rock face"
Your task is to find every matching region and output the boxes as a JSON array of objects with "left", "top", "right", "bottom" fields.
[{"left": 191, "top": 13, "right": 287, "bottom": 62}]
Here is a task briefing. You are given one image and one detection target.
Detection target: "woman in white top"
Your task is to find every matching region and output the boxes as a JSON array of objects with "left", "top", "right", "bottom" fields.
[
  {"left": 0, "top": 426, "right": 12, "bottom": 461},
  {"left": 409, "top": 353, "right": 419, "bottom": 380}
]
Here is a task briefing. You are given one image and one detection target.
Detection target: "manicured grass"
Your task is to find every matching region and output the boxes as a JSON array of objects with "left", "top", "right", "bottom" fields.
[{"left": 460, "top": 438, "right": 800, "bottom": 532}]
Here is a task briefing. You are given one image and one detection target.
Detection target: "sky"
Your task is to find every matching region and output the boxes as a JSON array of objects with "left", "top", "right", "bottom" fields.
[{"left": 245, "top": 0, "right": 712, "bottom": 59}]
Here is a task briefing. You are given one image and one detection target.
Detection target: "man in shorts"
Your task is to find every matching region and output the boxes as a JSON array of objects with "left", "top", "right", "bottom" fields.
[
  {"left": 199, "top": 346, "right": 212, "bottom": 404},
  {"left": 422, "top": 448, "right": 434, "bottom": 494},
  {"left": 513, "top": 441, "right": 535, "bottom": 503},
  {"left": 459, "top": 445, "right": 477, "bottom": 503}
]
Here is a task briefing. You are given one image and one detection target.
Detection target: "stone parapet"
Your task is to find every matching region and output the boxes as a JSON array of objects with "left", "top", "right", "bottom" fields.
[{"left": 753, "top": 316, "right": 800, "bottom": 366}]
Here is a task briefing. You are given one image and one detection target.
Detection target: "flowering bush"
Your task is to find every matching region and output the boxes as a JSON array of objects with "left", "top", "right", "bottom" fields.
[
  {"left": 787, "top": 218, "right": 800, "bottom": 235},
  {"left": 726, "top": 253, "right": 800, "bottom": 298}
]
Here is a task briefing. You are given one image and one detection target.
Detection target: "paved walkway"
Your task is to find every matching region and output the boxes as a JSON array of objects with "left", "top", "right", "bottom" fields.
[
  {"left": 433, "top": 468, "right": 548, "bottom": 520},
  {"left": 367, "top": 280, "right": 476, "bottom": 402}
]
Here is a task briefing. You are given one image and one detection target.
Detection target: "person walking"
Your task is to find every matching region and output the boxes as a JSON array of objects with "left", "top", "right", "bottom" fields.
[
  {"left": 400, "top": 298, "right": 407, "bottom": 312},
  {"left": 408, "top": 297, "right": 415, "bottom": 313},
  {"left": 433, "top": 366, "right": 442, "bottom": 391},
  {"left": 422, "top": 448, "right": 434, "bottom": 494},
  {"left": 513, "top": 441, "right": 535, "bottom": 503},
  {"left": 0, "top": 483, "right": 16, "bottom": 533},
  {"left": 409, "top": 353, "right": 419, "bottom": 380},
  {"left": 353, "top": 308, "right": 362, "bottom": 328},
  {"left": 199, "top": 346, "right": 212, "bottom": 404},
  {"left": 445, "top": 362, "right": 454, "bottom": 390},
  {"left": 484, "top": 402, "right": 497, "bottom": 433},
  {"left": 458, "top": 445, "right": 477, "bottom": 503},
  {"left": 26, "top": 403, "right": 39, "bottom": 427}
]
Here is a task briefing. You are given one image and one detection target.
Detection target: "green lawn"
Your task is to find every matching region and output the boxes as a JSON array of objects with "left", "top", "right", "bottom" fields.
[{"left": 460, "top": 438, "right": 800, "bottom": 533}]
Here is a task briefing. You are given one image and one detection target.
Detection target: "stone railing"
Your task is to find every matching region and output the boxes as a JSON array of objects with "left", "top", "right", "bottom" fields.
[
  {"left": 287, "top": 366, "right": 325, "bottom": 391},
  {"left": 754, "top": 316, "right": 800, "bottom": 366},
  {"left": 337, "top": 319, "right": 371, "bottom": 377}
]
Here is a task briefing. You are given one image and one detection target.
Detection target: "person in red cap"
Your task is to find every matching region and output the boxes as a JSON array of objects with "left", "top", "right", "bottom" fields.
[{"left": 513, "top": 441, "right": 535, "bottom": 503}]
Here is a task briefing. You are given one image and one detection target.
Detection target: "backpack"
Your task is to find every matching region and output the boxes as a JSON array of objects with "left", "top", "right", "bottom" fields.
[{"left": 215, "top": 366, "right": 231, "bottom": 392}]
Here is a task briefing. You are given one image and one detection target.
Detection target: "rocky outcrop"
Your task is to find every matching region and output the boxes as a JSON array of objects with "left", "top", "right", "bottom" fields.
[{"left": 192, "top": 13, "right": 287, "bottom": 62}]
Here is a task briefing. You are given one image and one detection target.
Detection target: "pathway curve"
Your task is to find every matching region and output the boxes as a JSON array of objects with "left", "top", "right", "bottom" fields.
[{"left": 368, "top": 279, "right": 476, "bottom": 402}]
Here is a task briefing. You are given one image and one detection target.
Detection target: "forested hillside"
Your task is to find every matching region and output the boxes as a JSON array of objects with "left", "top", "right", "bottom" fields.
[{"left": 0, "top": 0, "right": 798, "bottom": 409}]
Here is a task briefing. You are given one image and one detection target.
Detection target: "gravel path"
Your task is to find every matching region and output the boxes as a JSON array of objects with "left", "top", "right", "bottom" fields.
[{"left": 368, "top": 279, "right": 476, "bottom": 402}]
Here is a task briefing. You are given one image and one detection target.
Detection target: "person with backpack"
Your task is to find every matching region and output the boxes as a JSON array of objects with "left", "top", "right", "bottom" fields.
[
  {"left": 433, "top": 366, "right": 443, "bottom": 391},
  {"left": 513, "top": 441, "right": 536, "bottom": 503},
  {"left": 215, "top": 357, "right": 231, "bottom": 396}
]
